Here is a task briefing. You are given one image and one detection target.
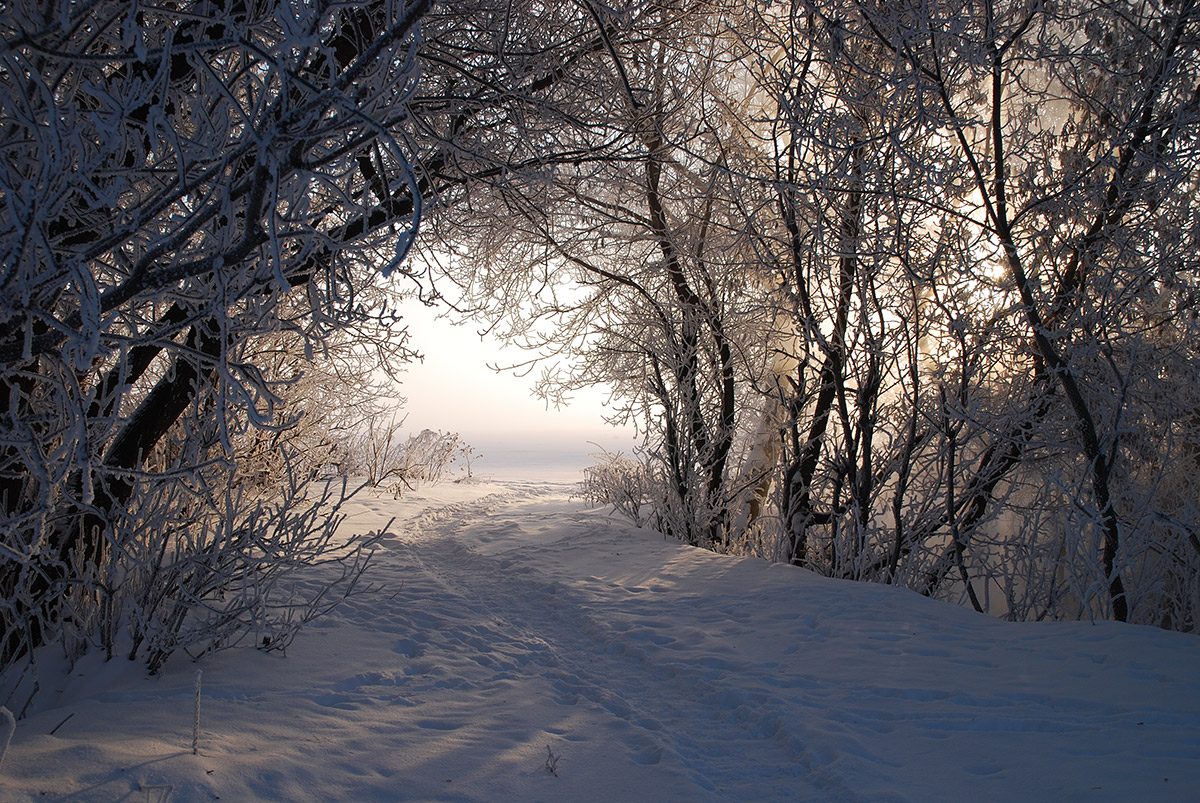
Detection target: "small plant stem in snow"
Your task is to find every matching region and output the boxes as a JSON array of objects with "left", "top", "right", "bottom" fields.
[
  {"left": 49, "top": 712, "right": 74, "bottom": 736},
  {"left": 0, "top": 706, "right": 14, "bottom": 770},
  {"left": 192, "top": 671, "right": 202, "bottom": 756}
]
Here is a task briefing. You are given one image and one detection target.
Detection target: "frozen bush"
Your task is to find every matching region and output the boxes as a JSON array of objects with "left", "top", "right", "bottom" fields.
[{"left": 580, "top": 451, "right": 652, "bottom": 528}]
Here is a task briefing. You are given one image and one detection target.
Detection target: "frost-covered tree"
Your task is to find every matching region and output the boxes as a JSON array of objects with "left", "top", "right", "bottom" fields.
[
  {"left": 426, "top": 0, "right": 1200, "bottom": 631},
  {"left": 840, "top": 0, "right": 1200, "bottom": 625},
  {"left": 725, "top": 0, "right": 1200, "bottom": 627},
  {"left": 0, "top": 0, "right": 431, "bottom": 691},
  {"left": 424, "top": 1, "right": 775, "bottom": 550}
]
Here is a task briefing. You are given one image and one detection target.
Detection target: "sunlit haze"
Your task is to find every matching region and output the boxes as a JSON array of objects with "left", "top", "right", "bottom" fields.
[{"left": 395, "top": 300, "right": 637, "bottom": 460}]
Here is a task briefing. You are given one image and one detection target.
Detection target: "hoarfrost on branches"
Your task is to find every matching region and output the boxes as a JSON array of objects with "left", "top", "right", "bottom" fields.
[{"left": 0, "top": 0, "right": 431, "bottom": 704}]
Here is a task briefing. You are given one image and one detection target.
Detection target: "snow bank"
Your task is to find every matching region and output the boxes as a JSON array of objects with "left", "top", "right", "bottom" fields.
[{"left": 2, "top": 480, "right": 1197, "bottom": 801}]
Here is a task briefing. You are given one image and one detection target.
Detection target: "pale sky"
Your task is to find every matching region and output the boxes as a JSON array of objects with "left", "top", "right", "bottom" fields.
[{"left": 394, "top": 300, "right": 637, "bottom": 456}]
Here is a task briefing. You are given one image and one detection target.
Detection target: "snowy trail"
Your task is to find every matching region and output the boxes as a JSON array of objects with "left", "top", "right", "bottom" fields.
[
  {"left": 396, "top": 490, "right": 839, "bottom": 800},
  {"left": 3, "top": 480, "right": 1199, "bottom": 802},
  {"left": 390, "top": 486, "right": 1200, "bottom": 802}
]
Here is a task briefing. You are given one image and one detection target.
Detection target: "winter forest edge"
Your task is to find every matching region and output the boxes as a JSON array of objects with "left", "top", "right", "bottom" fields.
[{"left": 1, "top": 0, "right": 1199, "bottom": 731}]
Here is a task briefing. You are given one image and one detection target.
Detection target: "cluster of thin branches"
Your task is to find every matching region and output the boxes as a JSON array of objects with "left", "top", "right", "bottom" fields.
[
  {"left": 434, "top": 0, "right": 1200, "bottom": 631},
  {"left": 340, "top": 413, "right": 477, "bottom": 494},
  {"left": 0, "top": 0, "right": 430, "bottom": 706}
]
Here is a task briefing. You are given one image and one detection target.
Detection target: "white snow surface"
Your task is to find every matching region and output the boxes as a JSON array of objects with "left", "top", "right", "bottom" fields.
[{"left": 3, "top": 480, "right": 1198, "bottom": 801}]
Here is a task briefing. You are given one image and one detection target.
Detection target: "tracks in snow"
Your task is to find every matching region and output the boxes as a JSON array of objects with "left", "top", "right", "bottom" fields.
[{"left": 386, "top": 488, "right": 856, "bottom": 802}]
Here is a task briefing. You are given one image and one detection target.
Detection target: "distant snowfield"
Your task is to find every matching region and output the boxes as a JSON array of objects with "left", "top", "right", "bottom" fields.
[{"left": 4, "top": 480, "right": 1199, "bottom": 802}]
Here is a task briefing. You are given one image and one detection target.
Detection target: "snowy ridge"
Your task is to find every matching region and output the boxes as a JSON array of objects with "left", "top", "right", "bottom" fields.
[{"left": 1, "top": 480, "right": 1198, "bottom": 801}]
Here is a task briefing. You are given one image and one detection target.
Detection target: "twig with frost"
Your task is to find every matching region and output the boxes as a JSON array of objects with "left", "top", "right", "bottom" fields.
[
  {"left": 0, "top": 706, "right": 14, "bottom": 770},
  {"left": 192, "top": 670, "right": 202, "bottom": 756},
  {"left": 141, "top": 785, "right": 174, "bottom": 803},
  {"left": 543, "top": 744, "right": 560, "bottom": 777}
]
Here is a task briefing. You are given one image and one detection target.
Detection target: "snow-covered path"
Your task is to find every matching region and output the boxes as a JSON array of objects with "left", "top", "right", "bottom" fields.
[
  {"left": 3, "top": 480, "right": 1200, "bottom": 801},
  {"left": 393, "top": 490, "right": 829, "bottom": 800}
]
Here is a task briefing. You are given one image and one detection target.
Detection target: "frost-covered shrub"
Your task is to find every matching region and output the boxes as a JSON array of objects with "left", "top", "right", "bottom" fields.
[
  {"left": 343, "top": 416, "right": 477, "bottom": 496},
  {"left": 580, "top": 451, "right": 652, "bottom": 528},
  {"left": 119, "top": 473, "right": 383, "bottom": 675}
]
